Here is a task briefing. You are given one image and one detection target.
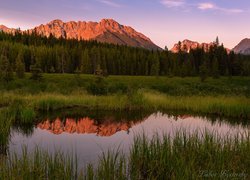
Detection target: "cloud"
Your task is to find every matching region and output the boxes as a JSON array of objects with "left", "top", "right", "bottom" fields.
[
  {"left": 160, "top": 0, "right": 244, "bottom": 14},
  {"left": 160, "top": 0, "right": 185, "bottom": 8},
  {"left": 198, "top": 2, "right": 243, "bottom": 14},
  {"left": 198, "top": 3, "right": 215, "bottom": 10},
  {"left": 99, "top": 0, "right": 121, "bottom": 8},
  {"left": 223, "top": 8, "right": 244, "bottom": 13}
]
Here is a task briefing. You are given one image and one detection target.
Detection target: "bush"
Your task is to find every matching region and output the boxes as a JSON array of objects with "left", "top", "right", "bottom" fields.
[
  {"left": 30, "top": 65, "right": 42, "bottom": 81},
  {"left": 87, "top": 76, "right": 108, "bottom": 95},
  {"left": 108, "top": 82, "right": 128, "bottom": 94}
]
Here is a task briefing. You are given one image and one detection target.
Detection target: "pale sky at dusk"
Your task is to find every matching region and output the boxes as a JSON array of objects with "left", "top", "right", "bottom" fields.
[{"left": 0, "top": 0, "right": 249, "bottom": 49}]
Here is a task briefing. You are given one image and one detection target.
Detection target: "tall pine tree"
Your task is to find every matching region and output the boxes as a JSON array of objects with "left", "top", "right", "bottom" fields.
[{"left": 15, "top": 52, "right": 25, "bottom": 78}]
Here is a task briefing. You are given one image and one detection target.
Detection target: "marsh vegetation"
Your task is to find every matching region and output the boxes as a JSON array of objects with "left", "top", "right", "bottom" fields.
[{"left": 1, "top": 131, "right": 249, "bottom": 179}]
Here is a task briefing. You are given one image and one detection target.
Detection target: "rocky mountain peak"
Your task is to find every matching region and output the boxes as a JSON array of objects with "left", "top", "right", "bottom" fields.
[
  {"left": 0, "top": 25, "right": 7, "bottom": 29},
  {"left": 0, "top": 25, "right": 18, "bottom": 34},
  {"left": 49, "top": 19, "right": 63, "bottom": 24},
  {"left": 233, "top": 38, "right": 250, "bottom": 55},
  {"left": 171, "top": 39, "right": 230, "bottom": 53},
  {"left": 100, "top": 18, "right": 119, "bottom": 25},
  {"left": 171, "top": 39, "right": 202, "bottom": 53},
  {"left": 26, "top": 19, "right": 160, "bottom": 50},
  {"left": 1, "top": 19, "right": 160, "bottom": 50}
]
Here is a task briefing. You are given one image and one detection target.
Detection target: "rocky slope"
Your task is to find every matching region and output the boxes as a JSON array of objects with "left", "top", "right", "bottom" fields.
[
  {"left": 44, "top": 19, "right": 160, "bottom": 50},
  {"left": 233, "top": 38, "right": 250, "bottom": 55},
  {"left": 0, "top": 19, "right": 160, "bottom": 50},
  {"left": 0, "top": 25, "right": 17, "bottom": 34},
  {"left": 171, "top": 39, "right": 230, "bottom": 53}
]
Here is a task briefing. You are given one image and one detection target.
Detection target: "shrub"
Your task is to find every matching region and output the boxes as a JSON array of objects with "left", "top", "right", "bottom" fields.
[
  {"left": 87, "top": 76, "right": 108, "bottom": 95},
  {"left": 108, "top": 82, "right": 128, "bottom": 94},
  {"left": 30, "top": 65, "right": 42, "bottom": 81}
]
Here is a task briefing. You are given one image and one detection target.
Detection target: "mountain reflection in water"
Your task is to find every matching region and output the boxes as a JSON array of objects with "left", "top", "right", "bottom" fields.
[
  {"left": 37, "top": 117, "right": 140, "bottom": 136},
  {"left": 6, "top": 111, "right": 249, "bottom": 167}
]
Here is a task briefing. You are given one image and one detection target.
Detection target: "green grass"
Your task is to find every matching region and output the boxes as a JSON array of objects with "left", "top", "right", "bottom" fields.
[
  {"left": 0, "top": 73, "right": 249, "bottom": 96},
  {"left": 144, "top": 91, "right": 250, "bottom": 118},
  {"left": 128, "top": 131, "right": 250, "bottom": 179},
  {"left": 1, "top": 131, "right": 249, "bottom": 179},
  {"left": 0, "top": 74, "right": 249, "bottom": 125},
  {"left": 0, "top": 110, "right": 11, "bottom": 156},
  {"left": 0, "top": 90, "right": 249, "bottom": 124}
]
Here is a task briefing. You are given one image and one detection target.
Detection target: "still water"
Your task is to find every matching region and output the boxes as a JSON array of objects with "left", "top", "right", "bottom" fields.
[{"left": 8, "top": 111, "right": 249, "bottom": 167}]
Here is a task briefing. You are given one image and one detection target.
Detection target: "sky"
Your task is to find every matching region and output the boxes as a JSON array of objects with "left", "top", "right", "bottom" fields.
[{"left": 0, "top": 0, "right": 250, "bottom": 49}]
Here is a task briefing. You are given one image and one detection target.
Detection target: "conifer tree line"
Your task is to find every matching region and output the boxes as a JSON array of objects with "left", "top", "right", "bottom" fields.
[{"left": 0, "top": 31, "right": 250, "bottom": 78}]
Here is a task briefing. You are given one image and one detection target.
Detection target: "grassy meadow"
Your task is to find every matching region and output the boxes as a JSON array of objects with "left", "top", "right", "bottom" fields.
[
  {"left": 0, "top": 131, "right": 249, "bottom": 179},
  {"left": 0, "top": 73, "right": 249, "bottom": 96},
  {"left": 0, "top": 74, "right": 249, "bottom": 124}
]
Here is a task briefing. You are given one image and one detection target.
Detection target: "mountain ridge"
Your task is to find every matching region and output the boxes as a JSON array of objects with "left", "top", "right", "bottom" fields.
[
  {"left": 171, "top": 39, "right": 231, "bottom": 53},
  {"left": 1, "top": 20, "right": 246, "bottom": 53},
  {"left": 1, "top": 19, "right": 161, "bottom": 50},
  {"left": 233, "top": 38, "right": 250, "bottom": 55}
]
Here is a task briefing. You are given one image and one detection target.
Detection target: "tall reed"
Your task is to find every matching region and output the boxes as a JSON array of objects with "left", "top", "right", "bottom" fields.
[
  {"left": 0, "top": 110, "right": 11, "bottom": 157},
  {"left": 1, "top": 131, "right": 249, "bottom": 179}
]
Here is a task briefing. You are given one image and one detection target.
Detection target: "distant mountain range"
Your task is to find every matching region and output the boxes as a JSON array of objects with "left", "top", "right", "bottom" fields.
[
  {"left": 171, "top": 39, "right": 231, "bottom": 54},
  {"left": 0, "top": 25, "right": 17, "bottom": 34},
  {"left": 233, "top": 38, "right": 250, "bottom": 55},
  {"left": 0, "top": 19, "right": 250, "bottom": 54},
  {"left": 171, "top": 39, "right": 217, "bottom": 53},
  {"left": 0, "top": 19, "right": 160, "bottom": 50}
]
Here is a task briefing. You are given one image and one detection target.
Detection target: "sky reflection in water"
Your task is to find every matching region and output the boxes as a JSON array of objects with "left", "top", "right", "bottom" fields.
[{"left": 9, "top": 112, "right": 249, "bottom": 167}]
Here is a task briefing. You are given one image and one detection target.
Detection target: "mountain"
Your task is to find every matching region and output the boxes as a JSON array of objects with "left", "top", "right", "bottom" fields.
[
  {"left": 0, "top": 19, "right": 160, "bottom": 50},
  {"left": 171, "top": 39, "right": 230, "bottom": 53},
  {"left": 17, "top": 19, "right": 159, "bottom": 50},
  {"left": 233, "top": 38, "right": 250, "bottom": 55},
  {"left": 0, "top": 25, "right": 17, "bottom": 34}
]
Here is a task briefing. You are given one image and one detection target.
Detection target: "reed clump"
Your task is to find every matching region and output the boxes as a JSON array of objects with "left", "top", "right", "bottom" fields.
[{"left": 1, "top": 131, "right": 249, "bottom": 179}]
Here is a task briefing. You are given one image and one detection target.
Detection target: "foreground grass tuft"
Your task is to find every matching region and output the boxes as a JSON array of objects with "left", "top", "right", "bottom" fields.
[{"left": 1, "top": 131, "right": 249, "bottom": 179}]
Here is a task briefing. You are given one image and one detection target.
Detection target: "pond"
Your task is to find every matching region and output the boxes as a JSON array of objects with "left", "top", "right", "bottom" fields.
[{"left": 7, "top": 110, "right": 250, "bottom": 168}]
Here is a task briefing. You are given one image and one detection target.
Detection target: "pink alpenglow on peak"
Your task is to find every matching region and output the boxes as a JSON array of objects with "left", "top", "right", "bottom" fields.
[
  {"left": 171, "top": 39, "right": 231, "bottom": 53},
  {"left": 25, "top": 19, "right": 160, "bottom": 50}
]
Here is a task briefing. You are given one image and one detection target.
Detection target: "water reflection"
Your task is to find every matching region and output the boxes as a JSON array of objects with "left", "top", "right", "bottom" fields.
[
  {"left": 37, "top": 117, "right": 139, "bottom": 136},
  {"left": 7, "top": 111, "right": 250, "bottom": 167}
]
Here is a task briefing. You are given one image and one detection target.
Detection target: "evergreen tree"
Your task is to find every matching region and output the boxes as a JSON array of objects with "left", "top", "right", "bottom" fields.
[
  {"left": 215, "top": 36, "right": 219, "bottom": 46},
  {"left": 180, "top": 63, "right": 187, "bottom": 77},
  {"left": 0, "top": 55, "right": 13, "bottom": 82},
  {"left": 199, "top": 63, "right": 208, "bottom": 82},
  {"left": 74, "top": 67, "right": 82, "bottom": 86},
  {"left": 178, "top": 41, "right": 182, "bottom": 52},
  {"left": 80, "top": 49, "right": 92, "bottom": 74},
  {"left": 211, "top": 57, "right": 220, "bottom": 78},
  {"left": 0, "top": 31, "right": 249, "bottom": 77},
  {"left": 15, "top": 52, "right": 25, "bottom": 78},
  {"left": 150, "top": 53, "right": 159, "bottom": 76},
  {"left": 58, "top": 48, "right": 66, "bottom": 73},
  {"left": 87, "top": 64, "right": 108, "bottom": 95},
  {"left": 199, "top": 56, "right": 209, "bottom": 82},
  {"left": 49, "top": 66, "right": 55, "bottom": 73},
  {"left": 242, "top": 61, "right": 250, "bottom": 76},
  {"left": 30, "top": 64, "right": 42, "bottom": 81},
  {"left": 95, "top": 64, "right": 103, "bottom": 76}
]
